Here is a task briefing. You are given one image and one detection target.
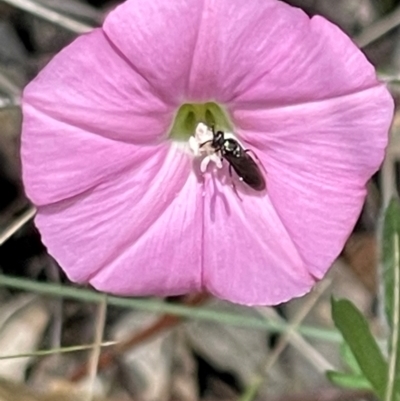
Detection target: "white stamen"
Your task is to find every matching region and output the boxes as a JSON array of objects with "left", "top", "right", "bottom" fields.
[
  {"left": 200, "top": 152, "right": 223, "bottom": 173},
  {"left": 195, "top": 122, "right": 213, "bottom": 145},
  {"left": 190, "top": 123, "right": 241, "bottom": 175},
  {"left": 188, "top": 136, "right": 200, "bottom": 156},
  {"left": 189, "top": 123, "right": 223, "bottom": 173}
]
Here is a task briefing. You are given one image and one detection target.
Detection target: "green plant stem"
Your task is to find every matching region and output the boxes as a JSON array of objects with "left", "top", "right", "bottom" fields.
[
  {"left": 0, "top": 274, "right": 341, "bottom": 342},
  {"left": 386, "top": 233, "right": 400, "bottom": 401}
]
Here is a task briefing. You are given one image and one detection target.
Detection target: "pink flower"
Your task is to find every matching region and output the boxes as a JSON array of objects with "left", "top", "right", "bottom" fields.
[{"left": 21, "top": 0, "right": 393, "bottom": 305}]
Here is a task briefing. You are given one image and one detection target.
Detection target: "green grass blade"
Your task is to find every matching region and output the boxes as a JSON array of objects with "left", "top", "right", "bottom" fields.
[
  {"left": 0, "top": 342, "right": 117, "bottom": 360},
  {"left": 0, "top": 274, "right": 341, "bottom": 342},
  {"left": 381, "top": 199, "right": 400, "bottom": 401}
]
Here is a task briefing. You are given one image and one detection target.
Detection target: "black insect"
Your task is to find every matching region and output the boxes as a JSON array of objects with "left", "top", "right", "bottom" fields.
[{"left": 200, "top": 127, "right": 266, "bottom": 191}]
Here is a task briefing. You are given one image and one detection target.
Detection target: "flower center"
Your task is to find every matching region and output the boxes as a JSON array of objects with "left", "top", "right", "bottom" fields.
[{"left": 169, "top": 102, "right": 233, "bottom": 141}]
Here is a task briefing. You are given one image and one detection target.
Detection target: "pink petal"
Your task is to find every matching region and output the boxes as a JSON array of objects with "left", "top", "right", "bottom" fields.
[
  {"left": 21, "top": 0, "right": 393, "bottom": 306},
  {"left": 35, "top": 144, "right": 203, "bottom": 295},
  {"left": 231, "top": 84, "right": 393, "bottom": 281},
  {"left": 101, "top": 0, "right": 377, "bottom": 105},
  {"left": 22, "top": 105, "right": 166, "bottom": 205},
  {"left": 103, "top": 0, "right": 205, "bottom": 103},
  {"left": 202, "top": 175, "right": 315, "bottom": 305},
  {"left": 186, "top": 1, "right": 377, "bottom": 103},
  {"left": 23, "top": 28, "right": 173, "bottom": 144}
]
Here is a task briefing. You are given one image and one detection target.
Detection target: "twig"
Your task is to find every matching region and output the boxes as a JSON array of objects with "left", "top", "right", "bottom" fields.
[
  {"left": 86, "top": 295, "right": 107, "bottom": 401},
  {"left": 0, "top": 207, "right": 36, "bottom": 246},
  {"left": 240, "top": 280, "right": 333, "bottom": 401},
  {"left": 354, "top": 5, "right": 400, "bottom": 48},
  {"left": 46, "top": 260, "right": 63, "bottom": 357},
  {"left": 0, "top": 97, "right": 20, "bottom": 108},
  {"left": 0, "top": 0, "right": 93, "bottom": 33},
  {"left": 0, "top": 70, "right": 21, "bottom": 107},
  {"left": 259, "top": 280, "right": 334, "bottom": 373},
  {"left": 69, "top": 293, "right": 209, "bottom": 382}
]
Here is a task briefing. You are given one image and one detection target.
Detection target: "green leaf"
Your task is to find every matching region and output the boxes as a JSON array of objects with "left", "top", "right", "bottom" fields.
[
  {"left": 328, "top": 343, "right": 374, "bottom": 393},
  {"left": 340, "top": 342, "right": 362, "bottom": 375},
  {"left": 381, "top": 198, "right": 400, "bottom": 401},
  {"left": 327, "top": 371, "right": 372, "bottom": 390},
  {"left": 331, "top": 298, "right": 387, "bottom": 399}
]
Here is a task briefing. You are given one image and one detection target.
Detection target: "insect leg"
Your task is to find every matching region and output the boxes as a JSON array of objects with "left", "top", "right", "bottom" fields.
[
  {"left": 244, "top": 148, "right": 260, "bottom": 161},
  {"left": 199, "top": 139, "right": 213, "bottom": 148}
]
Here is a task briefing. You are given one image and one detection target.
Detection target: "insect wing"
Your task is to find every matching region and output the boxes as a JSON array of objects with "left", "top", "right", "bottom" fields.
[{"left": 224, "top": 152, "right": 266, "bottom": 191}]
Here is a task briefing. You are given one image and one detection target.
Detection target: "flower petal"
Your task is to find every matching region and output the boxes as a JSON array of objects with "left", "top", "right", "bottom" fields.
[
  {"left": 202, "top": 176, "right": 315, "bottom": 305},
  {"left": 21, "top": 0, "right": 393, "bottom": 306},
  {"left": 22, "top": 105, "right": 166, "bottom": 205},
  {"left": 93, "top": 0, "right": 377, "bottom": 106},
  {"left": 23, "top": 28, "right": 173, "bottom": 144},
  {"left": 35, "top": 144, "right": 203, "bottom": 295},
  {"left": 187, "top": 0, "right": 378, "bottom": 103},
  {"left": 232, "top": 85, "right": 393, "bottom": 280},
  {"left": 103, "top": 0, "right": 204, "bottom": 103}
]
